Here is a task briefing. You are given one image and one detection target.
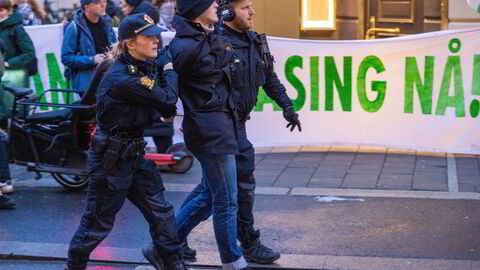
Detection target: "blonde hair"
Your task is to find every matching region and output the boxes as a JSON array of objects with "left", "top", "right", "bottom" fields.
[{"left": 108, "top": 36, "right": 138, "bottom": 60}]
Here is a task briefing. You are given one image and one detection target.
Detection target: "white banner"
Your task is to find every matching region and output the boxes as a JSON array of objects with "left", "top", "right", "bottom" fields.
[
  {"left": 247, "top": 28, "right": 480, "bottom": 154},
  {"left": 25, "top": 25, "right": 480, "bottom": 153}
]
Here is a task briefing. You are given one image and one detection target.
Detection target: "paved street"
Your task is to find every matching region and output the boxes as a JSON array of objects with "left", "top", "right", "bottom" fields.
[{"left": 2, "top": 147, "right": 480, "bottom": 269}]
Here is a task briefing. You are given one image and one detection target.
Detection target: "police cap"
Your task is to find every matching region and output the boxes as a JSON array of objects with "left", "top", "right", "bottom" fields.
[{"left": 118, "top": 13, "right": 162, "bottom": 41}]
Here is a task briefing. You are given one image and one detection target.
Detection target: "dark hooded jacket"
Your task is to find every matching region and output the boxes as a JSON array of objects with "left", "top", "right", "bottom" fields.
[
  {"left": 0, "top": 11, "right": 35, "bottom": 69},
  {"left": 169, "top": 15, "right": 239, "bottom": 155}
]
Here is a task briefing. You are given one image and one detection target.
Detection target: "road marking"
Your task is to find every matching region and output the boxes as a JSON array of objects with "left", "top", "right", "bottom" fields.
[
  {"left": 447, "top": 153, "right": 459, "bottom": 193},
  {"left": 291, "top": 187, "right": 480, "bottom": 200}
]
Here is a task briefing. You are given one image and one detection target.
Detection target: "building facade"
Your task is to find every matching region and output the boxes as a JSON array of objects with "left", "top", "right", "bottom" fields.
[{"left": 253, "top": 0, "right": 480, "bottom": 39}]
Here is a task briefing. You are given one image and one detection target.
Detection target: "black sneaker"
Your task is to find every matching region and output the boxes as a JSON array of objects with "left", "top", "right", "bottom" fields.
[
  {"left": 243, "top": 240, "right": 281, "bottom": 264},
  {"left": 182, "top": 242, "right": 197, "bottom": 261},
  {"left": 142, "top": 244, "right": 165, "bottom": 270},
  {"left": 0, "top": 195, "right": 15, "bottom": 209}
]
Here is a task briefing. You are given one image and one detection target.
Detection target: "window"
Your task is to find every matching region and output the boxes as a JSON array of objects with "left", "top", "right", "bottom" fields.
[{"left": 301, "top": 0, "right": 336, "bottom": 30}]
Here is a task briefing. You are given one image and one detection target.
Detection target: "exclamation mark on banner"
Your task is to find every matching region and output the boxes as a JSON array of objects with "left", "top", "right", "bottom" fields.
[{"left": 471, "top": 54, "right": 480, "bottom": 118}]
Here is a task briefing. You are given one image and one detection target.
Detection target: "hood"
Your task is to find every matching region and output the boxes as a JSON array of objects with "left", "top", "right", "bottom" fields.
[
  {"left": 172, "top": 15, "right": 205, "bottom": 38},
  {"left": 0, "top": 11, "right": 23, "bottom": 28},
  {"left": 132, "top": 1, "right": 160, "bottom": 24}
]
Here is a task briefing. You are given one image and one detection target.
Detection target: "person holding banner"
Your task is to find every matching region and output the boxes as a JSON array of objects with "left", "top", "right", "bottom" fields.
[
  {"left": 181, "top": 0, "right": 301, "bottom": 265},
  {"left": 61, "top": 0, "right": 116, "bottom": 92}
]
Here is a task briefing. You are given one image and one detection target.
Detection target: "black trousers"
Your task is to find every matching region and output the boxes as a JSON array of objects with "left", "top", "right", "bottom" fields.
[
  {"left": 235, "top": 121, "right": 256, "bottom": 237},
  {"left": 67, "top": 150, "right": 181, "bottom": 270}
]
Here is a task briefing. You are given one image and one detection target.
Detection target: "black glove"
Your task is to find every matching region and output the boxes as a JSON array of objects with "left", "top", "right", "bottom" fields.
[{"left": 283, "top": 107, "right": 302, "bottom": 132}]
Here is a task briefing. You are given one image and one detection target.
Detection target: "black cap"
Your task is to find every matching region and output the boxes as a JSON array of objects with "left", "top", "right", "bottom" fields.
[
  {"left": 177, "top": 0, "right": 215, "bottom": 20},
  {"left": 118, "top": 13, "right": 162, "bottom": 41}
]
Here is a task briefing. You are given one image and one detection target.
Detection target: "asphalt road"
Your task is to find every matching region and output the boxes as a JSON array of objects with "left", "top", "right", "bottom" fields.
[{"left": 1, "top": 185, "right": 479, "bottom": 261}]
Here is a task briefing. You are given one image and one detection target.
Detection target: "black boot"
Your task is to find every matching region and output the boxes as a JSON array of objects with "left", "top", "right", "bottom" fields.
[
  {"left": 241, "top": 229, "right": 280, "bottom": 264},
  {"left": 181, "top": 240, "right": 197, "bottom": 261},
  {"left": 0, "top": 194, "right": 15, "bottom": 209},
  {"left": 163, "top": 252, "right": 187, "bottom": 270},
  {"left": 142, "top": 244, "right": 165, "bottom": 270}
]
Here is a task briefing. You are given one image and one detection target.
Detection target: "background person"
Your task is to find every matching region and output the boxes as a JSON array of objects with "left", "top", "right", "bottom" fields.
[
  {"left": 0, "top": 0, "right": 35, "bottom": 88},
  {"left": 151, "top": 0, "right": 175, "bottom": 32},
  {"left": 16, "top": 0, "right": 45, "bottom": 25},
  {"left": 61, "top": 0, "right": 116, "bottom": 92}
]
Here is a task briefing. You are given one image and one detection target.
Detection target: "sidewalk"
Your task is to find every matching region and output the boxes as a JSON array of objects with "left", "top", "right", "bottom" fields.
[{"left": 159, "top": 145, "right": 480, "bottom": 196}]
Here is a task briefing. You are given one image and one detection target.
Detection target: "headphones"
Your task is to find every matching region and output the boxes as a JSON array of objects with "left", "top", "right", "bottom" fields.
[{"left": 217, "top": 0, "right": 237, "bottom": 22}]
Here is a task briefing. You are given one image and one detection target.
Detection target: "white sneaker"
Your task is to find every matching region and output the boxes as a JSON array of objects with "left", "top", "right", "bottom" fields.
[{"left": 0, "top": 181, "right": 13, "bottom": 194}]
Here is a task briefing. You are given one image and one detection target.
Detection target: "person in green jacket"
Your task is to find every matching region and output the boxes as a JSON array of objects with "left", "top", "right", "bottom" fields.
[{"left": 0, "top": 0, "right": 35, "bottom": 88}]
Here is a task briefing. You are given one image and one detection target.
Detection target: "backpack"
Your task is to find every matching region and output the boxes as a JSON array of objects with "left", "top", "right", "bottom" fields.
[
  {"left": 63, "top": 20, "right": 81, "bottom": 86},
  {"left": 9, "top": 25, "right": 38, "bottom": 76}
]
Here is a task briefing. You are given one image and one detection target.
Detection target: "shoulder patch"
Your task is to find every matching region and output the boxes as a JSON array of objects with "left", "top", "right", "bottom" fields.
[
  {"left": 128, "top": 65, "right": 138, "bottom": 75},
  {"left": 140, "top": 76, "right": 155, "bottom": 90}
]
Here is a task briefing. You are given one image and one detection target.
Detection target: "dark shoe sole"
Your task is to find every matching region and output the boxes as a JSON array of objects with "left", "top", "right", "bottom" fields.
[
  {"left": 142, "top": 248, "right": 164, "bottom": 270},
  {"left": 245, "top": 253, "right": 281, "bottom": 264},
  {"left": 183, "top": 253, "right": 196, "bottom": 261}
]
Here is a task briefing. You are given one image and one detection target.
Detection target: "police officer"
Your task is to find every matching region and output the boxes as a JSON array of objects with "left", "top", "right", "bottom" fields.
[
  {"left": 65, "top": 13, "right": 185, "bottom": 270},
  {"left": 182, "top": 0, "right": 302, "bottom": 265}
]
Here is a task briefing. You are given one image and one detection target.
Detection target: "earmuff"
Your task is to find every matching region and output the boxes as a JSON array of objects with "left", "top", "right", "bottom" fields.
[{"left": 217, "top": 0, "right": 236, "bottom": 22}]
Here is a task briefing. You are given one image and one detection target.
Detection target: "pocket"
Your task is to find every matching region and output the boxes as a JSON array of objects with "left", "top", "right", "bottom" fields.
[
  {"left": 136, "top": 160, "right": 166, "bottom": 195},
  {"left": 255, "top": 60, "right": 267, "bottom": 87},
  {"left": 105, "top": 160, "right": 133, "bottom": 190},
  {"left": 231, "top": 58, "right": 246, "bottom": 89},
  {"left": 106, "top": 174, "right": 132, "bottom": 191}
]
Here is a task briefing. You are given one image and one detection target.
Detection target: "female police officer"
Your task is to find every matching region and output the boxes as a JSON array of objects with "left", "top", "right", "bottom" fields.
[{"left": 66, "top": 13, "right": 185, "bottom": 270}]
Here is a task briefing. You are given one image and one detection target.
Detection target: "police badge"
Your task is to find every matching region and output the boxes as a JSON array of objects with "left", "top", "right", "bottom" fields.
[{"left": 140, "top": 76, "right": 155, "bottom": 90}]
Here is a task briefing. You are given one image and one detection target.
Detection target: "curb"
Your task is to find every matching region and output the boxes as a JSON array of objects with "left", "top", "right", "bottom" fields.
[{"left": 0, "top": 241, "right": 477, "bottom": 270}]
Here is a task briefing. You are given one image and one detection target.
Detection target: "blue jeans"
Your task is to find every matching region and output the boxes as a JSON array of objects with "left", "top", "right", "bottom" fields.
[
  {"left": 0, "top": 129, "right": 11, "bottom": 183},
  {"left": 176, "top": 153, "right": 246, "bottom": 269},
  {"left": 181, "top": 121, "right": 257, "bottom": 240}
]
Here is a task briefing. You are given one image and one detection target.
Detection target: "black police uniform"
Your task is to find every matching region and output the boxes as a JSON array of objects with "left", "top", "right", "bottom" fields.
[
  {"left": 66, "top": 14, "right": 182, "bottom": 270},
  {"left": 225, "top": 25, "right": 294, "bottom": 242}
]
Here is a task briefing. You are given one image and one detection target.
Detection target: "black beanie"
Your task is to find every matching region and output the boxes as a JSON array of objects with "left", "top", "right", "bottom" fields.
[
  {"left": 126, "top": 0, "right": 143, "bottom": 8},
  {"left": 132, "top": 1, "right": 160, "bottom": 24},
  {"left": 177, "top": 0, "right": 215, "bottom": 20}
]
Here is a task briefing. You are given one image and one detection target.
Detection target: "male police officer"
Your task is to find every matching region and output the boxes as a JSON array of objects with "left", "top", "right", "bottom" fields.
[
  {"left": 183, "top": 0, "right": 302, "bottom": 265},
  {"left": 66, "top": 14, "right": 185, "bottom": 270}
]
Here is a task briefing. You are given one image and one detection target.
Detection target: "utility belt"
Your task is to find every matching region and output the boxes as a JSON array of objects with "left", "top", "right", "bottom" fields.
[{"left": 91, "top": 129, "right": 147, "bottom": 170}]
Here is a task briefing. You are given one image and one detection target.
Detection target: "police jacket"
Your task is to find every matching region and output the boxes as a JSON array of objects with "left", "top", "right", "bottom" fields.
[
  {"left": 61, "top": 9, "right": 117, "bottom": 91},
  {"left": 224, "top": 26, "right": 293, "bottom": 121},
  {"left": 96, "top": 52, "right": 178, "bottom": 135},
  {"left": 170, "top": 15, "right": 239, "bottom": 155}
]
